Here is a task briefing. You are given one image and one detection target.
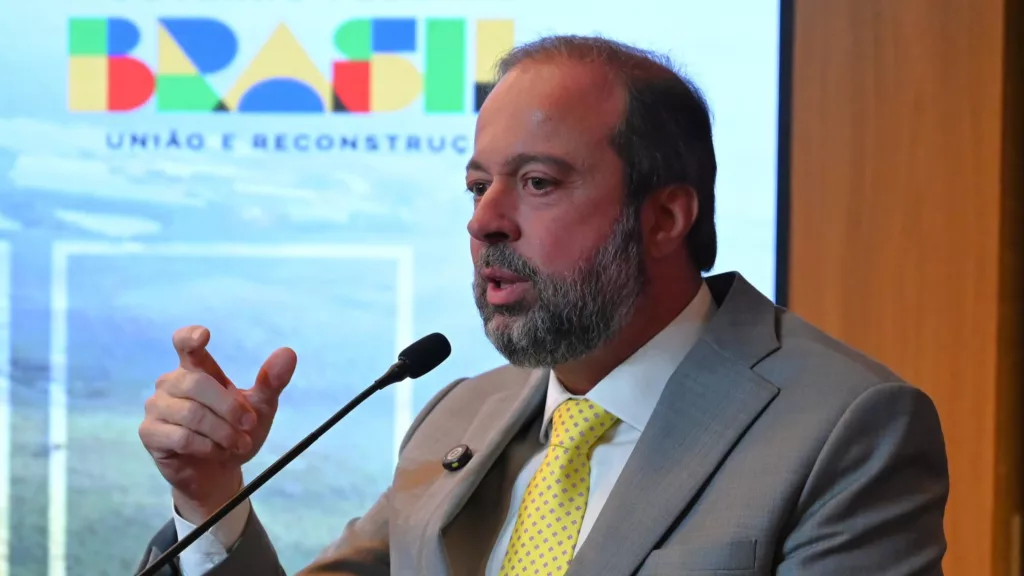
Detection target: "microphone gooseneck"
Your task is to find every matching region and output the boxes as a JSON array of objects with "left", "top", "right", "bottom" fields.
[{"left": 136, "top": 333, "right": 452, "bottom": 576}]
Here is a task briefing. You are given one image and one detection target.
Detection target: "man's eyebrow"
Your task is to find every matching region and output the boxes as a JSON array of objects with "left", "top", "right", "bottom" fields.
[{"left": 465, "top": 153, "right": 577, "bottom": 174}]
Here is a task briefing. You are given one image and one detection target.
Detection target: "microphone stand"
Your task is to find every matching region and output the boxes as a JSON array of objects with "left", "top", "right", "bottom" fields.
[{"left": 135, "top": 368, "right": 405, "bottom": 576}]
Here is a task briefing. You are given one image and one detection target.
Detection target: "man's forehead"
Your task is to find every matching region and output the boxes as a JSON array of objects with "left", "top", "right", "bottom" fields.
[
  {"left": 473, "top": 60, "right": 625, "bottom": 152},
  {"left": 496, "top": 60, "right": 623, "bottom": 116},
  {"left": 530, "top": 110, "right": 554, "bottom": 125}
]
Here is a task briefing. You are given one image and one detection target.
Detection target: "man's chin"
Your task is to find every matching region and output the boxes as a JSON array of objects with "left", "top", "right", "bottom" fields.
[
  {"left": 484, "top": 333, "right": 548, "bottom": 369},
  {"left": 484, "top": 311, "right": 523, "bottom": 334}
]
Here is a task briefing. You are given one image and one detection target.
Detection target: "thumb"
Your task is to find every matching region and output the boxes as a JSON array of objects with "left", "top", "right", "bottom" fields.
[{"left": 247, "top": 347, "right": 297, "bottom": 411}]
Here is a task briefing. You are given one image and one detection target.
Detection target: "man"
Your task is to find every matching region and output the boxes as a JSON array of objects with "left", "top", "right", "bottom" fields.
[{"left": 137, "top": 36, "right": 949, "bottom": 575}]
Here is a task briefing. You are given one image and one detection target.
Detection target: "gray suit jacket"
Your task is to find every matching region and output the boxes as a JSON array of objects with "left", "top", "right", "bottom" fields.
[{"left": 138, "top": 272, "right": 948, "bottom": 575}]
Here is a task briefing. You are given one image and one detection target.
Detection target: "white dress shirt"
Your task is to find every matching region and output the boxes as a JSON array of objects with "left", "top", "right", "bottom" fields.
[
  {"left": 173, "top": 283, "right": 715, "bottom": 576},
  {"left": 482, "top": 283, "right": 714, "bottom": 574}
]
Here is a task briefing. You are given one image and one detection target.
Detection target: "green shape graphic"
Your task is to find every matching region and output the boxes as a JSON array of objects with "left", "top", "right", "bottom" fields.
[
  {"left": 425, "top": 19, "right": 465, "bottom": 113},
  {"left": 156, "top": 75, "right": 221, "bottom": 112},
  {"left": 334, "top": 19, "right": 372, "bottom": 60},
  {"left": 69, "top": 18, "right": 107, "bottom": 56}
]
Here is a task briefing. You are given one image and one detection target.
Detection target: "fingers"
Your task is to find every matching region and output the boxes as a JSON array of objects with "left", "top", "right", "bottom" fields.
[
  {"left": 139, "top": 418, "right": 230, "bottom": 459},
  {"left": 144, "top": 369, "right": 256, "bottom": 459},
  {"left": 157, "top": 370, "right": 256, "bottom": 430},
  {"left": 172, "top": 325, "right": 234, "bottom": 389},
  {"left": 145, "top": 326, "right": 266, "bottom": 464},
  {"left": 146, "top": 395, "right": 251, "bottom": 453}
]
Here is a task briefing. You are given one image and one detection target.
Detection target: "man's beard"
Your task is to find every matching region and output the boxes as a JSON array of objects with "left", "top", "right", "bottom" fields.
[{"left": 473, "top": 205, "right": 646, "bottom": 368}]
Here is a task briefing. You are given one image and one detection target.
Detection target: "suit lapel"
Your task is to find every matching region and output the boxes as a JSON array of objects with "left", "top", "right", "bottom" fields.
[
  {"left": 567, "top": 272, "right": 782, "bottom": 576},
  {"left": 415, "top": 368, "right": 548, "bottom": 574}
]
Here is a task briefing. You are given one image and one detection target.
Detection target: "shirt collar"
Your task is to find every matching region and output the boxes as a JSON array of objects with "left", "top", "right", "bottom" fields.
[{"left": 540, "top": 282, "right": 717, "bottom": 443}]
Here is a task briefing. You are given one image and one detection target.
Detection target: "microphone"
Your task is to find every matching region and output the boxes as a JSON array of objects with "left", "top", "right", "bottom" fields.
[{"left": 136, "top": 332, "right": 452, "bottom": 576}]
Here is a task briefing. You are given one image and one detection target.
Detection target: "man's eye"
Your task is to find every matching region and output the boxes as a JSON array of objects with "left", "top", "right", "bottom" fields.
[
  {"left": 467, "top": 182, "right": 489, "bottom": 196},
  {"left": 525, "top": 177, "right": 554, "bottom": 191}
]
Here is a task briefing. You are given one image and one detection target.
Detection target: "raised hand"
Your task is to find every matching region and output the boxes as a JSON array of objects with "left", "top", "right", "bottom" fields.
[{"left": 138, "top": 325, "right": 297, "bottom": 523}]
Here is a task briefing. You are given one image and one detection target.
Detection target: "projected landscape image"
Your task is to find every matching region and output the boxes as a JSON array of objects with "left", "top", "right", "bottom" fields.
[
  {"left": 0, "top": 1, "right": 780, "bottom": 574},
  {"left": 0, "top": 117, "right": 503, "bottom": 573}
]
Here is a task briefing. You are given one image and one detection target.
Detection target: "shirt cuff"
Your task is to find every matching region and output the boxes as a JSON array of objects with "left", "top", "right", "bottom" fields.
[{"left": 171, "top": 493, "right": 251, "bottom": 576}]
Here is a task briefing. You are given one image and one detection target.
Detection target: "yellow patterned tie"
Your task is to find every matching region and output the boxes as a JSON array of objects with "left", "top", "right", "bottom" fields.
[{"left": 498, "top": 398, "right": 619, "bottom": 576}]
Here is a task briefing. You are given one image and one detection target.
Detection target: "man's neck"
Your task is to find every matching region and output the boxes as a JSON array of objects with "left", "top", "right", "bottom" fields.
[{"left": 554, "top": 276, "right": 703, "bottom": 395}]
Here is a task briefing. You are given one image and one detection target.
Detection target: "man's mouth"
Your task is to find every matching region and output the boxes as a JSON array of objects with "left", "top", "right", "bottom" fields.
[
  {"left": 481, "top": 268, "right": 531, "bottom": 305},
  {"left": 482, "top": 268, "right": 529, "bottom": 285}
]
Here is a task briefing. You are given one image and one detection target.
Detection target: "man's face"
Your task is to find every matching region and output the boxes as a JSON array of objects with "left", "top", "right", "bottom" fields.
[{"left": 466, "top": 59, "right": 646, "bottom": 367}]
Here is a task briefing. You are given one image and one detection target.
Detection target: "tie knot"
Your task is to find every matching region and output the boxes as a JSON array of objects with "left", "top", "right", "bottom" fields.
[{"left": 550, "top": 398, "right": 618, "bottom": 452}]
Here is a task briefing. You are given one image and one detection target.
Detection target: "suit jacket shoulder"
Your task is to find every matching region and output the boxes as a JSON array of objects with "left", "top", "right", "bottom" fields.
[
  {"left": 772, "top": 309, "right": 905, "bottom": 389},
  {"left": 397, "top": 364, "right": 537, "bottom": 463}
]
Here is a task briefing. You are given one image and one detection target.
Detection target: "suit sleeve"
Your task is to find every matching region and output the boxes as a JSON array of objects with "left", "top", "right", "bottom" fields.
[
  {"left": 136, "top": 378, "right": 467, "bottom": 576},
  {"left": 776, "top": 382, "right": 949, "bottom": 576}
]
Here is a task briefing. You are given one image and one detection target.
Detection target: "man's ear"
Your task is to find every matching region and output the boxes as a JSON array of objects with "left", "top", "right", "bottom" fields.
[{"left": 641, "top": 184, "right": 698, "bottom": 258}]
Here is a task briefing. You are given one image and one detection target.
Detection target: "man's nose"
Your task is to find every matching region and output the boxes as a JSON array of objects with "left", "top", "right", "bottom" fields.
[{"left": 467, "top": 181, "right": 522, "bottom": 245}]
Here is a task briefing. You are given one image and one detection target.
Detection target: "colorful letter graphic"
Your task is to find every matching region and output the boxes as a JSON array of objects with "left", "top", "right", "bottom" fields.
[
  {"left": 333, "top": 18, "right": 425, "bottom": 113},
  {"left": 475, "top": 20, "right": 515, "bottom": 110},
  {"left": 223, "top": 23, "right": 331, "bottom": 112},
  {"left": 156, "top": 18, "right": 236, "bottom": 111},
  {"left": 67, "top": 17, "right": 514, "bottom": 114},
  {"left": 68, "top": 18, "right": 154, "bottom": 111}
]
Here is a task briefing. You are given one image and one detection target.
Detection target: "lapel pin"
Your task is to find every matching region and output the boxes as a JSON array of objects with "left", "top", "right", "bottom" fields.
[{"left": 442, "top": 444, "right": 473, "bottom": 471}]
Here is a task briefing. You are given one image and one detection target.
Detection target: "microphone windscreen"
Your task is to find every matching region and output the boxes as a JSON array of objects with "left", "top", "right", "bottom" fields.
[{"left": 398, "top": 333, "right": 452, "bottom": 378}]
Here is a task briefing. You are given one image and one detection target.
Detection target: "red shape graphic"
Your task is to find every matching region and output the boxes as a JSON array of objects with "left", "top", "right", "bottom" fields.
[
  {"left": 107, "top": 56, "right": 155, "bottom": 112},
  {"left": 333, "top": 61, "right": 370, "bottom": 112}
]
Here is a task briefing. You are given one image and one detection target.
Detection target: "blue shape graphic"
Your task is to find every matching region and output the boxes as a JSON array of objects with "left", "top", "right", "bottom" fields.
[
  {"left": 237, "top": 79, "right": 324, "bottom": 112},
  {"left": 159, "top": 18, "right": 237, "bottom": 74},
  {"left": 372, "top": 18, "right": 416, "bottom": 53},
  {"left": 107, "top": 18, "right": 140, "bottom": 56}
]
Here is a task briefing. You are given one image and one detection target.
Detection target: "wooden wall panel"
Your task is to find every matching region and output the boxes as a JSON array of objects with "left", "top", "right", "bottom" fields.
[{"left": 788, "top": 0, "right": 1021, "bottom": 574}]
